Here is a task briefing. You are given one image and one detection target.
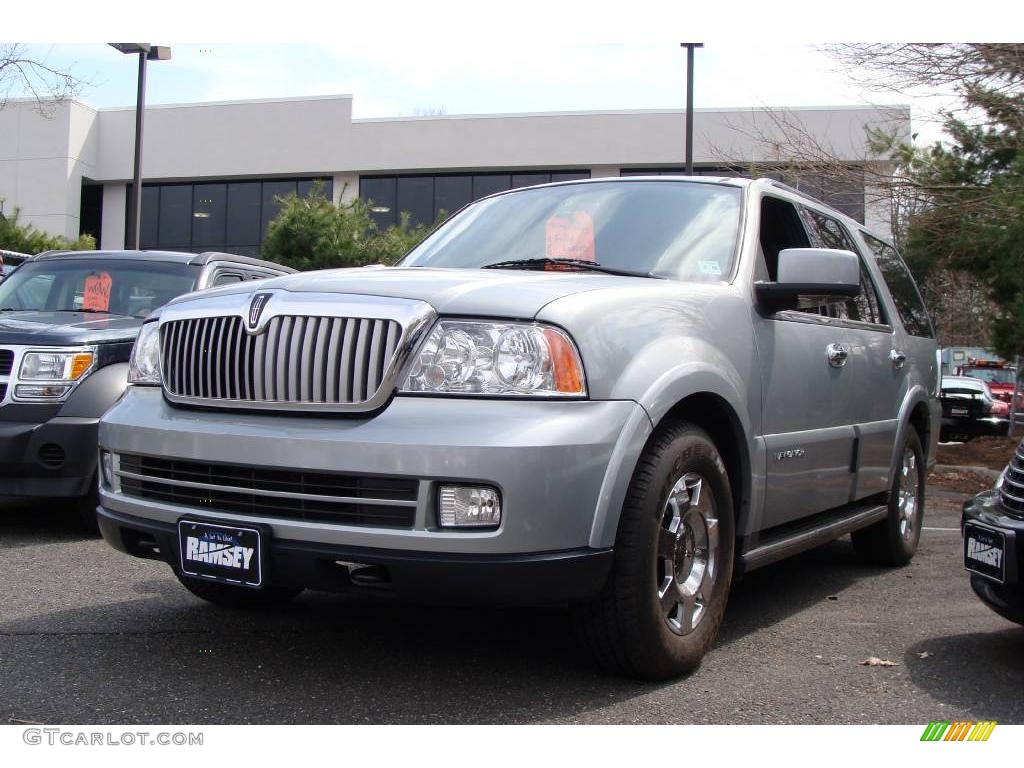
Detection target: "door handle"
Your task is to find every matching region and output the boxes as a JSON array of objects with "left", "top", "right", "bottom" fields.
[
  {"left": 890, "top": 349, "right": 907, "bottom": 369},
  {"left": 827, "top": 343, "right": 849, "bottom": 368}
]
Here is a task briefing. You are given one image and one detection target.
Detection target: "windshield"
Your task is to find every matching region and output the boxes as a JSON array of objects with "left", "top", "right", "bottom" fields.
[
  {"left": 0, "top": 259, "right": 197, "bottom": 318},
  {"left": 400, "top": 181, "right": 743, "bottom": 282},
  {"left": 964, "top": 367, "right": 1016, "bottom": 385}
]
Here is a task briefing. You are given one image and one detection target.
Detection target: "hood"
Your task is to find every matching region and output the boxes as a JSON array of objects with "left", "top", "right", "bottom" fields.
[
  {"left": 166, "top": 266, "right": 644, "bottom": 318},
  {"left": 0, "top": 311, "right": 144, "bottom": 346}
]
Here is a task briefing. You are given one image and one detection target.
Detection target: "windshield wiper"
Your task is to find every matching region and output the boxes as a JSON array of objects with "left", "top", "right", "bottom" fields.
[
  {"left": 52, "top": 308, "right": 118, "bottom": 315},
  {"left": 482, "top": 257, "right": 661, "bottom": 279}
]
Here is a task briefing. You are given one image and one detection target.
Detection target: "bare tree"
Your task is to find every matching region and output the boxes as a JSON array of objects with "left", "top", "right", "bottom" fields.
[
  {"left": 704, "top": 104, "right": 997, "bottom": 348},
  {"left": 0, "top": 43, "right": 84, "bottom": 113}
]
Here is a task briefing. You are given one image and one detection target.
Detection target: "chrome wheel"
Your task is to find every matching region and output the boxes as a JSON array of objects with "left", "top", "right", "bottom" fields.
[
  {"left": 897, "top": 448, "right": 920, "bottom": 540},
  {"left": 657, "top": 472, "right": 718, "bottom": 636}
]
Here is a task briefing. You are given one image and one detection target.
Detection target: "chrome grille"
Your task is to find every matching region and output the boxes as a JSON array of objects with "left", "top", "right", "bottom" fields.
[
  {"left": 0, "top": 349, "right": 12, "bottom": 376},
  {"left": 117, "top": 453, "right": 418, "bottom": 528},
  {"left": 999, "top": 441, "right": 1024, "bottom": 519},
  {"left": 160, "top": 315, "right": 403, "bottom": 407}
]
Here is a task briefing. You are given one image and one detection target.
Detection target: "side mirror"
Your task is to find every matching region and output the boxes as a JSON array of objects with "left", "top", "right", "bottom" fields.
[{"left": 755, "top": 248, "right": 861, "bottom": 314}]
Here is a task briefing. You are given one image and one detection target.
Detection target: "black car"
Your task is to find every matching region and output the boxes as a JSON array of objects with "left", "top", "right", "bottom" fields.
[
  {"left": 939, "top": 376, "right": 1010, "bottom": 442},
  {"left": 962, "top": 439, "right": 1024, "bottom": 625},
  {"left": 0, "top": 249, "right": 294, "bottom": 525}
]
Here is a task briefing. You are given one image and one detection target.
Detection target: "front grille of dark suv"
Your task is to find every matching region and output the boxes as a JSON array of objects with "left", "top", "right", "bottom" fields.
[
  {"left": 117, "top": 454, "right": 418, "bottom": 528},
  {"left": 999, "top": 442, "right": 1024, "bottom": 519},
  {"left": 0, "top": 349, "right": 12, "bottom": 376}
]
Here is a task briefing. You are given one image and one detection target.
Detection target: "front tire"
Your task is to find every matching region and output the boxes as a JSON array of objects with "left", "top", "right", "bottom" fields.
[
  {"left": 573, "top": 421, "right": 735, "bottom": 680},
  {"left": 852, "top": 428, "right": 925, "bottom": 566}
]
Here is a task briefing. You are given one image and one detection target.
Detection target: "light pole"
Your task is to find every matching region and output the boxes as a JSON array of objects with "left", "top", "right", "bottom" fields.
[
  {"left": 108, "top": 43, "right": 172, "bottom": 250},
  {"left": 680, "top": 43, "right": 703, "bottom": 175}
]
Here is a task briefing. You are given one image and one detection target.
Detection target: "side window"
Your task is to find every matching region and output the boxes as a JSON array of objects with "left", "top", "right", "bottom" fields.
[
  {"left": 757, "top": 196, "right": 810, "bottom": 281},
  {"left": 212, "top": 271, "right": 244, "bottom": 287},
  {"left": 861, "top": 233, "right": 934, "bottom": 338},
  {"left": 800, "top": 206, "right": 886, "bottom": 326}
]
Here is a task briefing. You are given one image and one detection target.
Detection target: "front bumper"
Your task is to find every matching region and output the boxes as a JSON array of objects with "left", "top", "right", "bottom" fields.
[
  {"left": 98, "top": 506, "right": 613, "bottom": 604},
  {"left": 962, "top": 490, "right": 1024, "bottom": 622},
  {"left": 99, "top": 387, "right": 650, "bottom": 559},
  {"left": 0, "top": 415, "right": 98, "bottom": 497}
]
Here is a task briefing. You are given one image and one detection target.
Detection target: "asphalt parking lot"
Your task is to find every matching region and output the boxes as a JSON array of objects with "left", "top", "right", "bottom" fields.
[{"left": 1, "top": 484, "right": 1021, "bottom": 725}]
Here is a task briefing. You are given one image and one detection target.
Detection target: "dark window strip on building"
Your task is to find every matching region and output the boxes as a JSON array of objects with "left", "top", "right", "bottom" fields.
[
  {"left": 359, "top": 170, "right": 591, "bottom": 230},
  {"left": 128, "top": 177, "right": 333, "bottom": 256}
]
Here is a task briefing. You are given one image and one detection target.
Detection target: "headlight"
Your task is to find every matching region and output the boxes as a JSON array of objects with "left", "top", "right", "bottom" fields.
[
  {"left": 128, "top": 321, "right": 162, "bottom": 385},
  {"left": 401, "top": 320, "right": 585, "bottom": 396},
  {"left": 19, "top": 350, "right": 95, "bottom": 382}
]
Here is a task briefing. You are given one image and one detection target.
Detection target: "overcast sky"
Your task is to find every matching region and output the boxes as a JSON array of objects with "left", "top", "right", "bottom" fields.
[{"left": 16, "top": 42, "right": 957, "bottom": 145}]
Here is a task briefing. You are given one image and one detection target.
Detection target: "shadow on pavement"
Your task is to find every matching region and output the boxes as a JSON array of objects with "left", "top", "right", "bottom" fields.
[
  {"left": 904, "top": 627, "right": 1024, "bottom": 722},
  {"left": 0, "top": 530, "right": 886, "bottom": 724}
]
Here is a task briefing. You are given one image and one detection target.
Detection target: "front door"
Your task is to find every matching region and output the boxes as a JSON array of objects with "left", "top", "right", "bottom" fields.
[{"left": 753, "top": 195, "right": 858, "bottom": 529}]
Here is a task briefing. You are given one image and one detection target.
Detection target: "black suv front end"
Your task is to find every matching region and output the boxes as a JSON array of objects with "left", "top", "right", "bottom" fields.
[{"left": 962, "top": 440, "right": 1024, "bottom": 625}]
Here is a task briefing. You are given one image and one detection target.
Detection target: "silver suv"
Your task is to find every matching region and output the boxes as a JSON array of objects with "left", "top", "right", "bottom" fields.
[{"left": 96, "top": 178, "right": 939, "bottom": 679}]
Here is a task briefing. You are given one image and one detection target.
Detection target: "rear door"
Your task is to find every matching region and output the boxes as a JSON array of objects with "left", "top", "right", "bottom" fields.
[{"left": 800, "top": 206, "right": 901, "bottom": 499}]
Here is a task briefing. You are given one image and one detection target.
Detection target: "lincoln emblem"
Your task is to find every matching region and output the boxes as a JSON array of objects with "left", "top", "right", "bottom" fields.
[{"left": 248, "top": 293, "right": 272, "bottom": 331}]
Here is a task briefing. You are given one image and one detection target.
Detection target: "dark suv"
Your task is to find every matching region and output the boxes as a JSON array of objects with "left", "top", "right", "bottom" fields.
[
  {"left": 963, "top": 439, "right": 1024, "bottom": 625},
  {"left": 0, "top": 249, "right": 294, "bottom": 524}
]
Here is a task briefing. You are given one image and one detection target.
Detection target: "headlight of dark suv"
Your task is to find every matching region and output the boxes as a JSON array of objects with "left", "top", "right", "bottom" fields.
[{"left": 15, "top": 348, "right": 96, "bottom": 401}]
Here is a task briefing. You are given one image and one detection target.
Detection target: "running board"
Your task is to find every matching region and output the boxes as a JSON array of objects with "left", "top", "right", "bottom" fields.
[{"left": 738, "top": 502, "right": 888, "bottom": 574}]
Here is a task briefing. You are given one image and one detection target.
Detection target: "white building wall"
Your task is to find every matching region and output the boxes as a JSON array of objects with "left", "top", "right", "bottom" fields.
[{"left": 0, "top": 94, "right": 910, "bottom": 245}]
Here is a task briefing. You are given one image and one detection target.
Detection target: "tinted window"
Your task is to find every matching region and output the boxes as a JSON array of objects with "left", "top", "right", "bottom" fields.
[
  {"left": 0, "top": 259, "right": 196, "bottom": 317},
  {"left": 157, "top": 185, "right": 192, "bottom": 249},
  {"left": 434, "top": 176, "right": 473, "bottom": 218},
  {"left": 226, "top": 182, "right": 262, "bottom": 248},
  {"left": 396, "top": 176, "right": 435, "bottom": 228},
  {"left": 403, "top": 181, "right": 742, "bottom": 282},
  {"left": 360, "top": 177, "right": 397, "bottom": 230},
  {"left": 862, "top": 233, "right": 934, "bottom": 338},
  {"left": 192, "top": 184, "right": 227, "bottom": 248}
]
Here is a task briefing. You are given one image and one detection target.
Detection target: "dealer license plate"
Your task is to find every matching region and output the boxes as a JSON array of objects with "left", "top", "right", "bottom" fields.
[
  {"left": 178, "top": 520, "right": 263, "bottom": 588},
  {"left": 964, "top": 523, "right": 1005, "bottom": 583}
]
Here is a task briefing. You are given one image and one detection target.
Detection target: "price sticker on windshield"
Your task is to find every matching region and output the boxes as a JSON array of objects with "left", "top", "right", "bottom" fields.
[
  {"left": 82, "top": 272, "right": 113, "bottom": 312},
  {"left": 546, "top": 211, "right": 595, "bottom": 263}
]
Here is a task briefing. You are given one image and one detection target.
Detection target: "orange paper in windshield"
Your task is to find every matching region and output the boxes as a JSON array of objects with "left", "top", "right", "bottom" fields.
[
  {"left": 546, "top": 211, "right": 596, "bottom": 262},
  {"left": 83, "top": 272, "right": 113, "bottom": 312}
]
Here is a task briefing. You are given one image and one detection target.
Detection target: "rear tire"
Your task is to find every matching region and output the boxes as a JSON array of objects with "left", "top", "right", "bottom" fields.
[
  {"left": 852, "top": 428, "right": 925, "bottom": 566},
  {"left": 174, "top": 570, "right": 303, "bottom": 608},
  {"left": 573, "top": 420, "right": 734, "bottom": 680}
]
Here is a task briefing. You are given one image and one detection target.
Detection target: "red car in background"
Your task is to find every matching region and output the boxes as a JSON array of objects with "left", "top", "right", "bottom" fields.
[{"left": 957, "top": 359, "right": 1019, "bottom": 406}]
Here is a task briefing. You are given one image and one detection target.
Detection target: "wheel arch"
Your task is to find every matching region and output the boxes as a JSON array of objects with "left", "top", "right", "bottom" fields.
[{"left": 589, "top": 386, "right": 754, "bottom": 549}]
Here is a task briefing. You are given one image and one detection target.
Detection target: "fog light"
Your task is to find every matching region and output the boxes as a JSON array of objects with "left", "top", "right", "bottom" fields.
[
  {"left": 99, "top": 450, "right": 120, "bottom": 492},
  {"left": 15, "top": 384, "right": 71, "bottom": 400},
  {"left": 438, "top": 485, "right": 501, "bottom": 528}
]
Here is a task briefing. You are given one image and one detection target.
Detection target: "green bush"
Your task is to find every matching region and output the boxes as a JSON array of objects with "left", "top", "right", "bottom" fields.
[
  {"left": 0, "top": 200, "right": 95, "bottom": 253},
  {"left": 261, "top": 182, "right": 440, "bottom": 271}
]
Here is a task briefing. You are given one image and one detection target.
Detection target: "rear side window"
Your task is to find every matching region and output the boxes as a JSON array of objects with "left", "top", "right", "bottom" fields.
[{"left": 861, "top": 233, "right": 934, "bottom": 338}]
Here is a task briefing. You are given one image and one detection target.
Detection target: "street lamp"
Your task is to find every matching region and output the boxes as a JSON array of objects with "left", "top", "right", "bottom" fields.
[
  {"left": 680, "top": 43, "right": 703, "bottom": 175},
  {"left": 108, "top": 43, "right": 172, "bottom": 250}
]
